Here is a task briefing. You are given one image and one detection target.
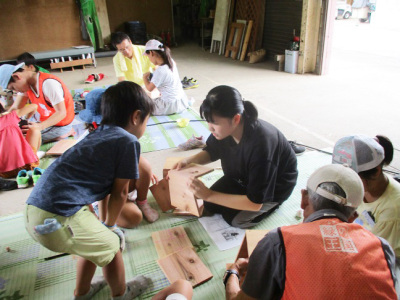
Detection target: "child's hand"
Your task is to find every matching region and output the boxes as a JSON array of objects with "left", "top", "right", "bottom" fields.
[
  {"left": 143, "top": 72, "right": 150, "bottom": 81},
  {"left": 23, "top": 122, "right": 42, "bottom": 133},
  {"left": 151, "top": 173, "right": 159, "bottom": 185},
  {"left": 103, "top": 223, "right": 125, "bottom": 251}
]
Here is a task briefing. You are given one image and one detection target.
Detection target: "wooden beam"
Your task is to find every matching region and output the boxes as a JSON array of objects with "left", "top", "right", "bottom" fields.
[
  {"left": 240, "top": 20, "right": 253, "bottom": 61},
  {"left": 298, "top": 0, "right": 322, "bottom": 74},
  {"left": 50, "top": 58, "right": 94, "bottom": 71},
  {"left": 94, "top": 0, "right": 111, "bottom": 45}
]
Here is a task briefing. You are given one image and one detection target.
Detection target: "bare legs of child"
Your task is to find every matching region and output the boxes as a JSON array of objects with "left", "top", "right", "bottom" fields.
[
  {"left": 134, "top": 156, "right": 159, "bottom": 223},
  {"left": 98, "top": 157, "right": 159, "bottom": 228},
  {"left": 74, "top": 252, "right": 150, "bottom": 299},
  {"left": 25, "top": 125, "right": 42, "bottom": 157}
]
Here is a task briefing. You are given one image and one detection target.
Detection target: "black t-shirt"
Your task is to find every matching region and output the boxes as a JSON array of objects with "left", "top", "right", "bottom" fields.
[{"left": 204, "top": 119, "right": 298, "bottom": 204}]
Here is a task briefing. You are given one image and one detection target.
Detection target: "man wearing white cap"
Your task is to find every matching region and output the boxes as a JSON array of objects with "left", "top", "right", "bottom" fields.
[{"left": 224, "top": 164, "right": 398, "bottom": 299}]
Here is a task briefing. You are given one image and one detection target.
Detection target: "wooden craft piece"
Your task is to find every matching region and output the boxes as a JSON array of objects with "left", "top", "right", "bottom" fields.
[
  {"left": 157, "top": 247, "right": 213, "bottom": 287},
  {"left": 151, "top": 226, "right": 193, "bottom": 258},
  {"left": 46, "top": 139, "right": 77, "bottom": 156},
  {"left": 224, "top": 23, "right": 245, "bottom": 59},
  {"left": 163, "top": 157, "right": 184, "bottom": 178},
  {"left": 169, "top": 164, "right": 213, "bottom": 217},
  {"left": 150, "top": 179, "right": 174, "bottom": 212},
  {"left": 240, "top": 20, "right": 253, "bottom": 61},
  {"left": 235, "top": 230, "right": 269, "bottom": 261},
  {"left": 173, "top": 200, "right": 204, "bottom": 216}
]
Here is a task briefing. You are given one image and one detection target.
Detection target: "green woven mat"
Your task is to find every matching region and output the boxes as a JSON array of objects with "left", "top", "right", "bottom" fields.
[{"left": 0, "top": 151, "right": 331, "bottom": 299}]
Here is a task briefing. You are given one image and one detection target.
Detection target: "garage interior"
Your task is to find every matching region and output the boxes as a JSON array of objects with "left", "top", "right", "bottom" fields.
[{"left": 0, "top": 0, "right": 399, "bottom": 298}]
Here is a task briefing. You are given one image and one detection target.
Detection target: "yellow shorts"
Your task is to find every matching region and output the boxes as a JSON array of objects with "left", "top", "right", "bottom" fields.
[{"left": 24, "top": 205, "right": 119, "bottom": 267}]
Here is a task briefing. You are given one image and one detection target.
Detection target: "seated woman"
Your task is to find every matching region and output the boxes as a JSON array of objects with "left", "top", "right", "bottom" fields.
[
  {"left": 171, "top": 85, "right": 298, "bottom": 229},
  {"left": 142, "top": 39, "right": 188, "bottom": 116},
  {"left": 333, "top": 134, "right": 400, "bottom": 261}
]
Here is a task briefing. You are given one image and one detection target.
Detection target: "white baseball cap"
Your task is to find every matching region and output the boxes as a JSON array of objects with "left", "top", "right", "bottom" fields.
[
  {"left": 332, "top": 135, "right": 384, "bottom": 173},
  {"left": 307, "top": 164, "right": 364, "bottom": 208},
  {"left": 143, "top": 39, "right": 164, "bottom": 55}
]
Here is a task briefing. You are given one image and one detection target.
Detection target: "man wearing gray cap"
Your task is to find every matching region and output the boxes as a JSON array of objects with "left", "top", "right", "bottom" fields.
[{"left": 224, "top": 164, "right": 398, "bottom": 299}]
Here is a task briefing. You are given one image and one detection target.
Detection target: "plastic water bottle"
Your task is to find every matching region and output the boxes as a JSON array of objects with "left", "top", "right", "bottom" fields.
[{"left": 34, "top": 218, "right": 62, "bottom": 235}]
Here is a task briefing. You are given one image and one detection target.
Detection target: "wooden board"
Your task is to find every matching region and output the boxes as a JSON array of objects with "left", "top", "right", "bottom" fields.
[
  {"left": 94, "top": 0, "right": 111, "bottom": 45},
  {"left": 224, "top": 23, "right": 245, "bottom": 59},
  {"left": 168, "top": 164, "right": 213, "bottom": 217},
  {"left": 46, "top": 139, "right": 77, "bottom": 156},
  {"left": 235, "top": 230, "right": 269, "bottom": 261},
  {"left": 50, "top": 58, "right": 94, "bottom": 71},
  {"left": 0, "top": 0, "right": 90, "bottom": 61},
  {"left": 150, "top": 178, "right": 174, "bottom": 212},
  {"left": 151, "top": 226, "right": 193, "bottom": 258},
  {"left": 163, "top": 157, "right": 184, "bottom": 178},
  {"left": 240, "top": 20, "right": 253, "bottom": 61},
  {"left": 157, "top": 247, "right": 213, "bottom": 287},
  {"left": 210, "top": 0, "right": 231, "bottom": 55}
]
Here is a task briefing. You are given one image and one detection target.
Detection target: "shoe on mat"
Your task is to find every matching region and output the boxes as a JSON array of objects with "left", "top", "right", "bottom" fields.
[
  {"left": 84, "top": 74, "right": 95, "bottom": 84},
  {"left": 181, "top": 76, "right": 188, "bottom": 85},
  {"left": 289, "top": 141, "right": 306, "bottom": 155},
  {"left": 183, "top": 78, "right": 199, "bottom": 90},
  {"left": 0, "top": 178, "right": 18, "bottom": 191},
  {"left": 32, "top": 167, "right": 44, "bottom": 186},
  {"left": 16, "top": 170, "right": 31, "bottom": 188},
  {"left": 178, "top": 134, "right": 206, "bottom": 151}
]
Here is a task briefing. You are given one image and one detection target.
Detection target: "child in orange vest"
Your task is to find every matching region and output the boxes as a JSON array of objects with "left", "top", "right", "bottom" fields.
[{"left": 0, "top": 63, "right": 75, "bottom": 143}]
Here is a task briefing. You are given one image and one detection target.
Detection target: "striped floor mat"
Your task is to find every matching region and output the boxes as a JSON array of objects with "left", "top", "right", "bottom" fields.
[{"left": 0, "top": 151, "right": 332, "bottom": 299}]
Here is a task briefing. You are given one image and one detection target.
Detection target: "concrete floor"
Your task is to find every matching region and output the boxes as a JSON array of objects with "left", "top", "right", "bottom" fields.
[{"left": 1, "top": 19, "right": 399, "bottom": 216}]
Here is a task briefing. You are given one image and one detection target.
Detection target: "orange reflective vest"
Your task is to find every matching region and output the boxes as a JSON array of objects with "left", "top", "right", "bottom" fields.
[
  {"left": 281, "top": 218, "right": 397, "bottom": 300},
  {"left": 27, "top": 72, "right": 74, "bottom": 127}
]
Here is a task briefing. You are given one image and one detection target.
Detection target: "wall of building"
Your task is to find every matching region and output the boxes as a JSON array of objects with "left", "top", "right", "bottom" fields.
[
  {"left": 106, "top": 0, "right": 173, "bottom": 43},
  {"left": 262, "top": 0, "right": 303, "bottom": 59},
  {"left": 0, "top": 0, "right": 90, "bottom": 61}
]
